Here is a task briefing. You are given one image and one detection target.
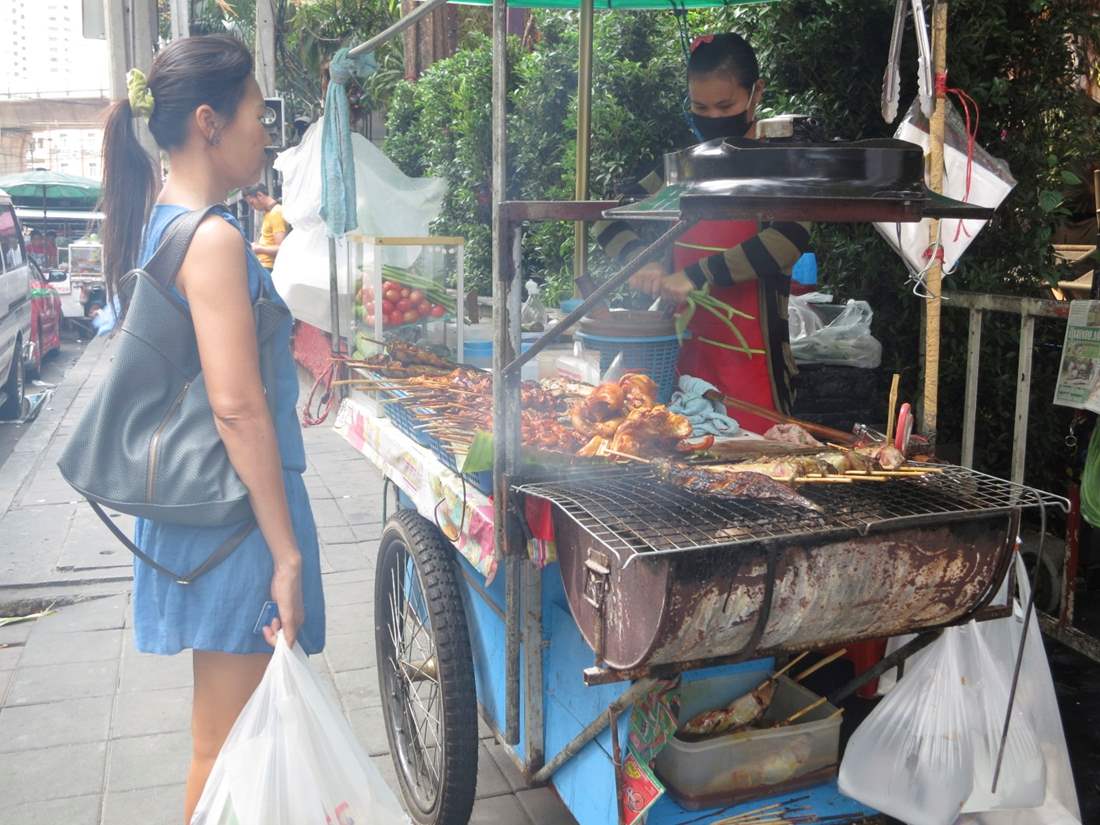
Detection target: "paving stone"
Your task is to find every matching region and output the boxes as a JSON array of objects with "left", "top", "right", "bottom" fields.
[
  {"left": 0, "top": 642, "right": 22, "bottom": 670},
  {"left": 0, "top": 667, "right": 11, "bottom": 704},
  {"left": 516, "top": 787, "right": 579, "bottom": 825},
  {"left": 314, "top": 667, "right": 343, "bottom": 709},
  {"left": 323, "top": 631, "right": 377, "bottom": 672},
  {"left": 1, "top": 793, "right": 101, "bottom": 825},
  {"left": 310, "top": 498, "right": 348, "bottom": 528},
  {"left": 0, "top": 621, "right": 33, "bottom": 645},
  {"left": 0, "top": 695, "right": 112, "bottom": 752},
  {"left": 323, "top": 543, "right": 374, "bottom": 574},
  {"left": 470, "top": 791, "right": 533, "bottom": 824},
  {"left": 55, "top": 507, "right": 136, "bottom": 571},
  {"left": 347, "top": 705, "right": 392, "bottom": 756},
  {"left": 111, "top": 686, "right": 192, "bottom": 739},
  {"left": 318, "top": 525, "right": 358, "bottom": 546},
  {"left": 370, "top": 754, "right": 408, "bottom": 811},
  {"left": 6, "top": 659, "right": 118, "bottom": 705},
  {"left": 336, "top": 495, "right": 384, "bottom": 526},
  {"left": 475, "top": 740, "right": 512, "bottom": 799},
  {"left": 325, "top": 598, "right": 371, "bottom": 636},
  {"left": 0, "top": 741, "right": 106, "bottom": 806},
  {"left": 479, "top": 714, "right": 496, "bottom": 741},
  {"left": 321, "top": 568, "right": 374, "bottom": 586},
  {"left": 29, "top": 593, "right": 129, "bottom": 634},
  {"left": 101, "top": 783, "right": 185, "bottom": 825},
  {"left": 19, "top": 628, "right": 122, "bottom": 667},
  {"left": 333, "top": 666, "right": 382, "bottom": 710},
  {"left": 107, "top": 730, "right": 191, "bottom": 792},
  {"left": 353, "top": 523, "right": 385, "bottom": 543},
  {"left": 119, "top": 650, "right": 193, "bottom": 693},
  {"left": 324, "top": 579, "right": 375, "bottom": 608},
  {"left": 485, "top": 739, "right": 533, "bottom": 792}
]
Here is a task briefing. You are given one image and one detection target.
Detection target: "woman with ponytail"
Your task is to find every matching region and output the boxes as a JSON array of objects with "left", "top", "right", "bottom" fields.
[{"left": 100, "top": 35, "right": 325, "bottom": 822}]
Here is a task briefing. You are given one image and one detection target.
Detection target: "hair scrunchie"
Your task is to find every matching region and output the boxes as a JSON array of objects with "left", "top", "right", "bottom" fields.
[{"left": 126, "top": 68, "right": 155, "bottom": 118}]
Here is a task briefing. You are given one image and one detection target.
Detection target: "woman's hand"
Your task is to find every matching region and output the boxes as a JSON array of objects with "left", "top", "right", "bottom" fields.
[
  {"left": 264, "top": 554, "right": 305, "bottom": 649},
  {"left": 629, "top": 262, "right": 668, "bottom": 296},
  {"left": 658, "top": 271, "right": 695, "bottom": 304}
]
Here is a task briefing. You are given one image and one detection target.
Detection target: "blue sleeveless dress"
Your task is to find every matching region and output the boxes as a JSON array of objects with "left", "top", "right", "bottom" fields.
[{"left": 132, "top": 204, "right": 326, "bottom": 655}]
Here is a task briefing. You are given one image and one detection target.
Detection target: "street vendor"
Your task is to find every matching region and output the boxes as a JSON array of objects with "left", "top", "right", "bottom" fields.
[{"left": 593, "top": 33, "right": 810, "bottom": 435}]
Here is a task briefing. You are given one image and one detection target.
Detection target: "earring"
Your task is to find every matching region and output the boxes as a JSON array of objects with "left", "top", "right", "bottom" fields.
[{"left": 209, "top": 132, "right": 221, "bottom": 147}]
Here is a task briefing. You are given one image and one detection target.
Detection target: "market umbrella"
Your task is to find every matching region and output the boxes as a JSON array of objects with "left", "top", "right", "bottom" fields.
[{"left": 0, "top": 169, "right": 102, "bottom": 220}]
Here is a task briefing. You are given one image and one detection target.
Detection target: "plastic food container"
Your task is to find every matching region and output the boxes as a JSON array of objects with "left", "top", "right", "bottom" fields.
[
  {"left": 463, "top": 336, "right": 538, "bottom": 380},
  {"left": 654, "top": 673, "right": 841, "bottom": 809}
]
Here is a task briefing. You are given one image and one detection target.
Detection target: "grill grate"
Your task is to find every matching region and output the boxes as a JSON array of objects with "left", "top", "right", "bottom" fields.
[{"left": 515, "top": 463, "right": 1067, "bottom": 566}]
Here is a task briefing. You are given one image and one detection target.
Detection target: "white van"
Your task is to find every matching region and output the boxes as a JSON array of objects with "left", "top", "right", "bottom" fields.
[{"left": 0, "top": 190, "right": 33, "bottom": 417}]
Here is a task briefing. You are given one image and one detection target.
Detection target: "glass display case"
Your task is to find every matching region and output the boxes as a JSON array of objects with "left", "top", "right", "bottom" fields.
[
  {"left": 346, "top": 234, "right": 465, "bottom": 362},
  {"left": 67, "top": 240, "right": 103, "bottom": 280}
]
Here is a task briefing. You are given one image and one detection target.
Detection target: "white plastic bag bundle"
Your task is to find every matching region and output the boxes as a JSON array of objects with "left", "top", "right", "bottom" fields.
[
  {"left": 839, "top": 627, "right": 977, "bottom": 825},
  {"left": 191, "top": 635, "right": 410, "bottom": 825},
  {"left": 788, "top": 295, "right": 883, "bottom": 369},
  {"left": 873, "top": 98, "right": 1015, "bottom": 275},
  {"left": 959, "top": 553, "right": 1082, "bottom": 825},
  {"left": 843, "top": 550, "right": 1081, "bottom": 825}
]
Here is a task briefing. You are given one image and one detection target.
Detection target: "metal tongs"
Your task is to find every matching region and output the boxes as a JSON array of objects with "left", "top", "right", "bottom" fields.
[{"left": 882, "top": 0, "right": 935, "bottom": 123}]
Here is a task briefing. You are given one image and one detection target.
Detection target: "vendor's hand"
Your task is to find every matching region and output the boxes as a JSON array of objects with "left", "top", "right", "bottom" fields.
[
  {"left": 265, "top": 555, "right": 305, "bottom": 649},
  {"left": 251, "top": 241, "right": 263, "bottom": 254},
  {"left": 629, "top": 262, "right": 668, "bottom": 296},
  {"left": 659, "top": 271, "right": 695, "bottom": 304}
]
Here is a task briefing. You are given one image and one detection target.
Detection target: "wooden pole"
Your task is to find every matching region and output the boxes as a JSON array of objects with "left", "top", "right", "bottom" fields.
[
  {"left": 921, "top": 2, "right": 948, "bottom": 440},
  {"left": 571, "top": 0, "right": 595, "bottom": 295}
]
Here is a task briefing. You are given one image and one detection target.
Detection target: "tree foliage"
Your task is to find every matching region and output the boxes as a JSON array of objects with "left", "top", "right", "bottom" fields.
[{"left": 385, "top": 0, "right": 1100, "bottom": 489}]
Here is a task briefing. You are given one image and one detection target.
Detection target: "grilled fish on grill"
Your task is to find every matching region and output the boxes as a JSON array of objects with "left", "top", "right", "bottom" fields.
[{"left": 654, "top": 460, "right": 822, "bottom": 512}]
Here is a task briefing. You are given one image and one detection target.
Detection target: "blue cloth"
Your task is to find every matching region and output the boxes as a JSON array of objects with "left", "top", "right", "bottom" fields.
[
  {"left": 321, "top": 47, "right": 377, "bottom": 237},
  {"left": 669, "top": 375, "right": 741, "bottom": 437},
  {"left": 131, "top": 205, "right": 325, "bottom": 655}
]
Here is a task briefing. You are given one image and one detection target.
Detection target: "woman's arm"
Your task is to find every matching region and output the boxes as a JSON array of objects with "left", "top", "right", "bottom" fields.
[{"left": 176, "top": 215, "right": 303, "bottom": 646}]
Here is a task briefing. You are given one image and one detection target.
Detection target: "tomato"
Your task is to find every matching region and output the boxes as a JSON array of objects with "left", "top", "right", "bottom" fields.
[
  {"left": 430, "top": 304, "right": 446, "bottom": 318},
  {"left": 396, "top": 298, "right": 412, "bottom": 312},
  {"left": 400, "top": 289, "right": 411, "bottom": 300},
  {"left": 364, "top": 284, "right": 375, "bottom": 300},
  {"left": 383, "top": 288, "right": 401, "bottom": 303},
  {"left": 365, "top": 301, "right": 375, "bottom": 316},
  {"left": 381, "top": 299, "right": 395, "bottom": 314},
  {"left": 408, "top": 289, "right": 425, "bottom": 304},
  {"left": 383, "top": 280, "right": 398, "bottom": 292},
  {"left": 388, "top": 311, "right": 405, "bottom": 327},
  {"left": 416, "top": 300, "right": 432, "bottom": 315},
  {"left": 403, "top": 310, "right": 420, "bottom": 324}
]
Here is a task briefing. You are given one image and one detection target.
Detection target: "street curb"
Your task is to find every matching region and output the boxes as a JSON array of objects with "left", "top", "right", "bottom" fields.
[{"left": 0, "top": 334, "right": 108, "bottom": 519}]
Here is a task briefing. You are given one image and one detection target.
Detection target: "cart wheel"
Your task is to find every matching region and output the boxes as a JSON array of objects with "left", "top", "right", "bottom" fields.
[{"left": 375, "top": 509, "right": 477, "bottom": 825}]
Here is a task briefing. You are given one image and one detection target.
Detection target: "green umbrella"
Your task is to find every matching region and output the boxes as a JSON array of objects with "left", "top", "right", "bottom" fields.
[{"left": 0, "top": 169, "right": 102, "bottom": 221}]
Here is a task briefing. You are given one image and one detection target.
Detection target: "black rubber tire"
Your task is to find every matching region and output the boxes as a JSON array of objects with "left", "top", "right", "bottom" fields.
[
  {"left": 0, "top": 338, "right": 25, "bottom": 419},
  {"left": 1021, "top": 543, "right": 1064, "bottom": 616},
  {"left": 375, "top": 509, "right": 477, "bottom": 825}
]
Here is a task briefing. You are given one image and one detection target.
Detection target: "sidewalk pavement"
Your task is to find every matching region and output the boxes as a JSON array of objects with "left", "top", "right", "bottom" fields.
[{"left": 0, "top": 338, "right": 576, "bottom": 824}]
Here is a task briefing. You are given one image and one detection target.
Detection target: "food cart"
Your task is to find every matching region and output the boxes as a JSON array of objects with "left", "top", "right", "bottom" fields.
[
  {"left": 57, "top": 237, "right": 107, "bottom": 320},
  {"left": 322, "top": 3, "right": 1071, "bottom": 824}
]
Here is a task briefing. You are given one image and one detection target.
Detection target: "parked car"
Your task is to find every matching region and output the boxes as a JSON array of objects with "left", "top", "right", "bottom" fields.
[
  {"left": 0, "top": 189, "right": 32, "bottom": 417},
  {"left": 28, "top": 259, "right": 62, "bottom": 376}
]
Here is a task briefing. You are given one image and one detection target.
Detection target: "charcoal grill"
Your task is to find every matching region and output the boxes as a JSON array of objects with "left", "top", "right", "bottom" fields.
[{"left": 516, "top": 464, "right": 1066, "bottom": 676}]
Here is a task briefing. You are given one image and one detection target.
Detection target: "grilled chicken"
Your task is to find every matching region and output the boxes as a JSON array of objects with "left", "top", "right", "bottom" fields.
[{"left": 619, "top": 373, "right": 659, "bottom": 411}]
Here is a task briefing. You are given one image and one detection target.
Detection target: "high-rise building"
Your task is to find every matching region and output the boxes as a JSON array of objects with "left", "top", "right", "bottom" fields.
[{"left": 0, "top": 0, "right": 109, "bottom": 99}]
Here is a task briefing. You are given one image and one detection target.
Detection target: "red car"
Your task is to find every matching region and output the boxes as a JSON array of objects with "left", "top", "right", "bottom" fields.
[{"left": 27, "top": 260, "right": 62, "bottom": 377}]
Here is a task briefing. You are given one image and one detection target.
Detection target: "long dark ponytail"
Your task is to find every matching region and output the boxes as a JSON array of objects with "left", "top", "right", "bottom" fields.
[{"left": 99, "top": 34, "right": 253, "bottom": 301}]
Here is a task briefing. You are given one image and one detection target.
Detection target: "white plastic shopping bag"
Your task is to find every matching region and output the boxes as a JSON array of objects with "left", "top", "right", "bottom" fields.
[
  {"left": 190, "top": 634, "right": 410, "bottom": 825},
  {"left": 838, "top": 626, "right": 977, "bottom": 825},
  {"left": 958, "top": 553, "right": 1082, "bottom": 825}
]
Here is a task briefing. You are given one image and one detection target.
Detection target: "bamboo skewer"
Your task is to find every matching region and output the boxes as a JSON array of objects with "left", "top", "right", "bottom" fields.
[
  {"left": 780, "top": 695, "right": 830, "bottom": 726},
  {"left": 768, "top": 651, "right": 811, "bottom": 682},
  {"left": 886, "top": 372, "right": 901, "bottom": 443},
  {"left": 793, "top": 648, "right": 848, "bottom": 683}
]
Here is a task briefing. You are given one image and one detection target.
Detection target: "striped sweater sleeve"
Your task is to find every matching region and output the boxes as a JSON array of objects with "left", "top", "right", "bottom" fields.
[
  {"left": 682, "top": 221, "right": 812, "bottom": 289},
  {"left": 592, "top": 168, "right": 664, "bottom": 263}
]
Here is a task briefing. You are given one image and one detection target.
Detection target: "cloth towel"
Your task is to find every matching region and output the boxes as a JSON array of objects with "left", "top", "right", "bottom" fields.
[
  {"left": 321, "top": 47, "right": 377, "bottom": 237},
  {"left": 669, "top": 375, "right": 740, "bottom": 437}
]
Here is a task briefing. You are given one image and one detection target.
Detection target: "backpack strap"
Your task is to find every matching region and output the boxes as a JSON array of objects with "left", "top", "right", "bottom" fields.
[
  {"left": 143, "top": 205, "right": 226, "bottom": 291},
  {"left": 88, "top": 501, "right": 256, "bottom": 585}
]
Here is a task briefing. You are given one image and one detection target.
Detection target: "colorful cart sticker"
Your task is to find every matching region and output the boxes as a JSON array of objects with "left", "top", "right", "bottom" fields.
[
  {"left": 628, "top": 679, "right": 681, "bottom": 766},
  {"left": 334, "top": 398, "right": 498, "bottom": 583},
  {"left": 620, "top": 749, "right": 665, "bottom": 825}
]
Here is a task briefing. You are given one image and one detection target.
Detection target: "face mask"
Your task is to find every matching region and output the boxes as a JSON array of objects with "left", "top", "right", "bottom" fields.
[{"left": 690, "top": 109, "right": 752, "bottom": 143}]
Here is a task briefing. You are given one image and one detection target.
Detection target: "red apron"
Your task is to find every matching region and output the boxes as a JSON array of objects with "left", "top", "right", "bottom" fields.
[{"left": 674, "top": 220, "right": 779, "bottom": 435}]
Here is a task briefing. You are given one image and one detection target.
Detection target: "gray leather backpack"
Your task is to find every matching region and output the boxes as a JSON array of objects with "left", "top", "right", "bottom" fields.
[{"left": 57, "top": 206, "right": 291, "bottom": 583}]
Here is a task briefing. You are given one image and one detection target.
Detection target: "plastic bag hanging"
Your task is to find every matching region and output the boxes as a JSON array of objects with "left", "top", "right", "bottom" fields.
[{"left": 190, "top": 634, "right": 410, "bottom": 825}]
